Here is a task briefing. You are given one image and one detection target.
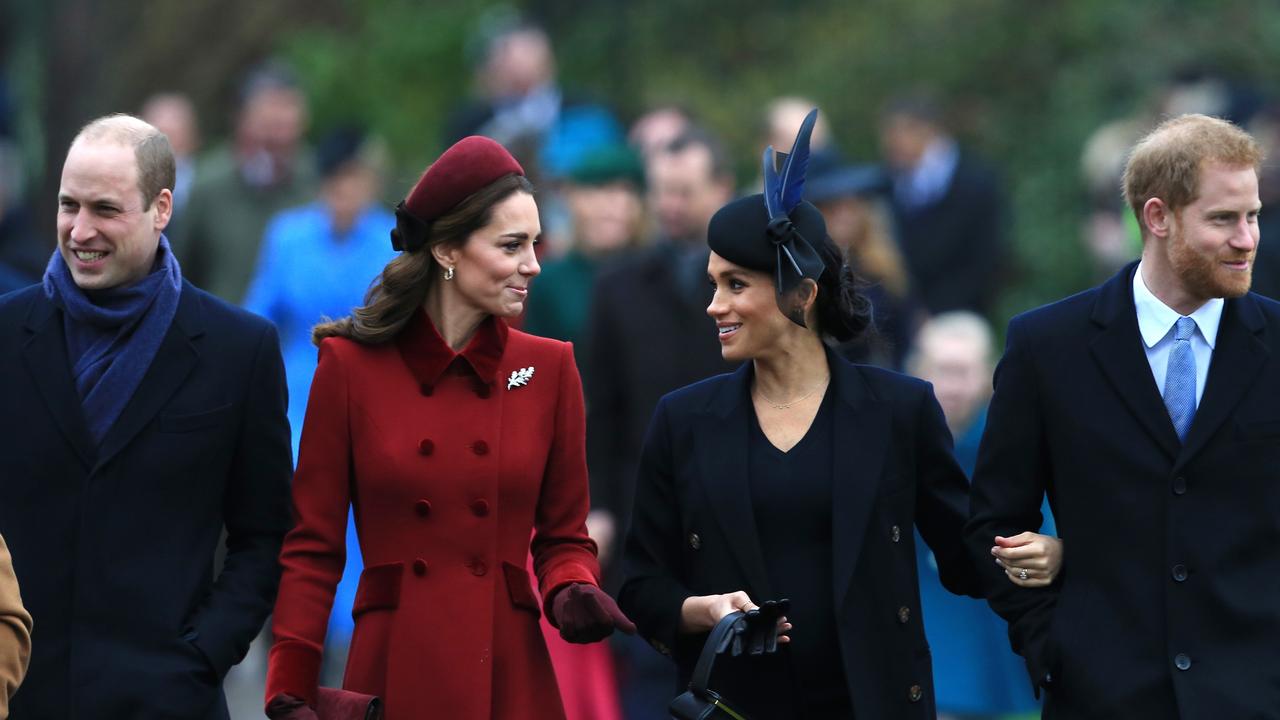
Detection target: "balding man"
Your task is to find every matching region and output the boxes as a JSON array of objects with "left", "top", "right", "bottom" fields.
[{"left": 0, "top": 114, "right": 291, "bottom": 718}]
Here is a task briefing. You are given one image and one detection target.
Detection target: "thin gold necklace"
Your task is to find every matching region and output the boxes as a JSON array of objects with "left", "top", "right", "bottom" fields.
[{"left": 755, "top": 375, "right": 829, "bottom": 410}]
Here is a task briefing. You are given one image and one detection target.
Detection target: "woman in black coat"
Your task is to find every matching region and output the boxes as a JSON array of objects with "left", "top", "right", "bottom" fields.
[{"left": 619, "top": 113, "right": 1061, "bottom": 719}]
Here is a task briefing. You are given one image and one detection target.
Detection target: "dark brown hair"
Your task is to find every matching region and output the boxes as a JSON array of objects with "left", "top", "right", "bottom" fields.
[{"left": 313, "top": 173, "right": 534, "bottom": 345}]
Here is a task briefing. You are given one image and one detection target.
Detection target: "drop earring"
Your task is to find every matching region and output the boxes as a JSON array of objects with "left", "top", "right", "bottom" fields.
[{"left": 444, "top": 266, "right": 455, "bottom": 281}]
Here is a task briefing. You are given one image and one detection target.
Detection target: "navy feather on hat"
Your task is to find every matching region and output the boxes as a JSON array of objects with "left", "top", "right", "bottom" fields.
[{"left": 707, "top": 108, "right": 828, "bottom": 328}]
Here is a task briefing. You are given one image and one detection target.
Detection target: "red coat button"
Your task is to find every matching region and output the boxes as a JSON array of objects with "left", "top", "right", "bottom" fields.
[
  {"left": 475, "top": 383, "right": 491, "bottom": 399},
  {"left": 414, "top": 500, "right": 432, "bottom": 517},
  {"left": 470, "top": 560, "right": 488, "bottom": 576},
  {"left": 470, "top": 499, "right": 490, "bottom": 517},
  {"left": 418, "top": 439, "right": 434, "bottom": 456},
  {"left": 419, "top": 383, "right": 433, "bottom": 397},
  {"left": 473, "top": 440, "right": 489, "bottom": 456},
  {"left": 413, "top": 558, "right": 428, "bottom": 576}
]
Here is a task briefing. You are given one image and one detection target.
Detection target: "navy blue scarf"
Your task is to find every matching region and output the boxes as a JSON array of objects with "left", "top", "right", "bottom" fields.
[{"left": 42, "top": 236, "right": 183, "bottom": 446}]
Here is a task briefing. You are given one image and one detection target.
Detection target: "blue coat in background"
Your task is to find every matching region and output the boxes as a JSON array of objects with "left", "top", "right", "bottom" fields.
[
  {"left": 915, "top": 405, "right": 1054, "bottom": 715},
  {"left": 243, "top": 201, "right": 396, "bottom": 642}
]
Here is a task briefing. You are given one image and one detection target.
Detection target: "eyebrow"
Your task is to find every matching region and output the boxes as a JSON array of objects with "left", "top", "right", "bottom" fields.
[
  {"left": 58, "top": 193, "right": 124, "bottom": 206},
  {"left": 499, "top": 231, "right": 543, "bottom": 240}
]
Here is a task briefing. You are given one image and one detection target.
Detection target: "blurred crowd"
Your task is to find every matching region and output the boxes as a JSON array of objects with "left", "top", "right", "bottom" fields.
[{"left": 3, "top": 13, "right": 1280, "bottom": 720}]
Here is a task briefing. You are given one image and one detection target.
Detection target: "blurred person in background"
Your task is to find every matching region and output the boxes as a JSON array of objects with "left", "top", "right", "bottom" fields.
[
  {"left": 907, "top": 312, "right": 1054, "bottom": 720},
  {"left": 0, "top": 533, "right": 30, "bottom": 719},
  {"left": 171, "top": 61, "right": 317, "bottom": 304},
  {"left": 241, "top": 126, "right": 396, "bottom": 693},
  {"left": 445, "top": 15, "right": 621, "bottom": 184},
  {"left": 807, "top": 153, "right": 923, "bottom": 369},
  {"left": 525, "top": 144, "right": 645, "bottom": 350},
  {"left": 583, "top": 127, "right": 735, "bottom": 719},
  {"left": 140, "top": 92, "right": 201, "bottom": 237},
  {"left": 0, "top": 140, "right": 38, "bottom": 292},
  {"left": 879, "top": 93, "right": 1007, "bottom": 318},
  {"left": 628, "top": 104, "right": 695, "bottom": 162}
]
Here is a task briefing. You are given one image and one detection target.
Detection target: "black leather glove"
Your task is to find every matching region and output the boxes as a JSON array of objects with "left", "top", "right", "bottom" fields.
[
  {"left": 715, "top": 598, "right": 790, "bottom": 657},
  {"left": 551, "top": 583, "right": 638, "bottom": 643}
]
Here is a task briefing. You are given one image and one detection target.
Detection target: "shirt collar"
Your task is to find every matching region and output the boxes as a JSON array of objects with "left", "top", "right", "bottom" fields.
[
  {"left": 1132, "top": 261, "right": 1224, "bottom": 349},
  {"left": 396, "top": 308, "right": 508, "bottom": 392}
]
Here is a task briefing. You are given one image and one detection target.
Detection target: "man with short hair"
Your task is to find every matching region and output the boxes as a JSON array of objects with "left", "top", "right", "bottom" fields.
[
  {"left": 170, "top": 63, "right": 317, "bottom": 304},
  {"left": 0, "top": 114, "right": 291, "bottom": 718},
  {"left": 966, "top": 114, "right": 1280, "bottom": 718}
]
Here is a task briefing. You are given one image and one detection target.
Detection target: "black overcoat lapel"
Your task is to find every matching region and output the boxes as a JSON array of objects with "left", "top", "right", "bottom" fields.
[
  {"left": 695, "top": 363, "right": 775, "bottom": 601},
  {"left": 96, "top": 283, "right": 204, "bottom": 469},
  {"left": 21, "top": 295, "right": 96, "bottom": 470},
  {"left": 829, "top": 355, "right": 888, "bottom": 610},
  {"left": 1175, "top": 293, "right": 1269, "bottom": 470},
  {"left": 1088, "top": 264, "right": 1182, "bottom": 461}
]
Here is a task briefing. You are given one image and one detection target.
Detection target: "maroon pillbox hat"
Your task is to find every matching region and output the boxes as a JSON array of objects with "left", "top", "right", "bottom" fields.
[{"left": 405, "top": 136, "right": 524, "bottom": 222}]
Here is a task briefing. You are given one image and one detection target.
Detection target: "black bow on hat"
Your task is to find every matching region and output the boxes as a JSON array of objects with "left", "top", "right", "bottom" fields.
[{"left": 762, "top": 108, "right": 827, "bottom": 326}]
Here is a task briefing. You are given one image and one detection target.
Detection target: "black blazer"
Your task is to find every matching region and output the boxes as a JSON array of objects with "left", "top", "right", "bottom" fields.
[
  {"left": 966, "top": 262, "right": 1280, "bottom": 719},
  {"left": 620, "top": 351, "right": 980, "bottom": 719},
  {"left": 0, "top": 282, "right": 292, "bottom": 719}
]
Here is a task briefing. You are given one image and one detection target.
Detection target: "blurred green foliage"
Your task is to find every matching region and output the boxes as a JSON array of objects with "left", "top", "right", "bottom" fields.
[{"left": 10, "top": 0, "right": 1280, "bottom": 323}]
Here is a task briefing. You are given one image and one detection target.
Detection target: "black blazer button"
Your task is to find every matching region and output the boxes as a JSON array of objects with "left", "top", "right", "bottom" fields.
[
  {"left": 890, "top": 525, "right": 901, "bottom": 543},
  {"left": 688, "top": 532, "right": 702, "bottom": 550},
  {"left": 897, "top": 606, "right": 911, "bottom": 624},
  {"left": 1175, "top": 653, "right": 1191, "bottom": 671},
  {"left": 908, "top": 684, "right": 923, "bottom": 702},
  {"left": 1171, "top": 564, "right": 1188, "bottom": 582},
  {"left": 1173, "top": 476, "right": 1188, "bottom": 495}
]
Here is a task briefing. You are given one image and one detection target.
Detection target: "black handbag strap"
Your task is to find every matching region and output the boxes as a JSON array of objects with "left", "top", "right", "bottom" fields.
[{"left": 689, "top": 611, "right": 745, "bottom": 693}]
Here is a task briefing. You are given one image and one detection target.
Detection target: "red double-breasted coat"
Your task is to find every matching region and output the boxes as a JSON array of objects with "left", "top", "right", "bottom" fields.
[{"left": 266, "top": 311, "right": 600, "bottom": 719}]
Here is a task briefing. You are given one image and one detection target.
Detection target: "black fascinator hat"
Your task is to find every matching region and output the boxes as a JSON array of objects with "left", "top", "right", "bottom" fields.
[{"left": 707, "top": 109, "right": 828, "bottom": 328}]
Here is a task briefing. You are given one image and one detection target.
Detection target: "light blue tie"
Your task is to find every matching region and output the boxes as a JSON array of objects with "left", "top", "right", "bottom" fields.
[{"left": 1163, "top": 317, "right": 1197, "bottom": 442}]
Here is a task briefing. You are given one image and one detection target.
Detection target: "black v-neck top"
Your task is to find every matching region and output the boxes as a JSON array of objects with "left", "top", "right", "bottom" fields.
[{"left": 748, "top": 387, "right": 853, "bottom": 717}]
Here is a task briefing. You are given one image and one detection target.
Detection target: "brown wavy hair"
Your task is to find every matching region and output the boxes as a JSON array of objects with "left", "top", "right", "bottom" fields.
[{"left": 312, "top": 173, "right": 534, "bottom": 345}]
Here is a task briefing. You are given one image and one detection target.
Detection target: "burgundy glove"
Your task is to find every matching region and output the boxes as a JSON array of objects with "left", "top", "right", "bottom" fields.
[
  {"left": 266, "top": 693, "right": 320, "bottom": 720},
  {"left": 551, "top": 583, "right": 637, "bottom": 643}
]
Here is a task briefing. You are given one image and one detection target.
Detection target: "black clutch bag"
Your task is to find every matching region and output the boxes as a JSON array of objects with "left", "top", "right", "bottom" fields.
[{"left": 316, "top": 687, "right": 382, "bottom": 720}]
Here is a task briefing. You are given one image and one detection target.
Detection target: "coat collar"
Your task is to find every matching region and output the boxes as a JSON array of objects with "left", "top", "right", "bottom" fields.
[
  {"left": 1089, "top": 260, "right": 1269, "bottom": 466},
  {"left": 694, "top": 347, "right": 887, "bottom": 609},
  {"left": 396, "top": 308, "right": 508, "bottom": 391},
  {"left": 21, "top": 281, "right": 205, "bottom": 470}
]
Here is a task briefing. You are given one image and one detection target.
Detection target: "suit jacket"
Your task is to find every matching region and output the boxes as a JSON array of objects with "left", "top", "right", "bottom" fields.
[
  {"left": 583, "top": 244, "right": 733, "bottom": 560},
  {"left": 0, "top": 282, "right": 292, "bottom": 719},
  {"left": 0, "top": 533, "right": 30, "bottom": 720},
  {"left": 966, "top": 262, "right": 1280, "bottom": 718},
  {"left": 620, "top": 353, "right": 980, "bottom": 719},
  {"left": 891, "top": 153, "right": 1006, "bottom": 316},
  {"left": 267, "top": 313, "right": 600, "bottom": 720}
]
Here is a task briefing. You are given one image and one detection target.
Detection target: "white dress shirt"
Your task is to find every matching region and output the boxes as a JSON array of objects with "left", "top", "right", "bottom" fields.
[{"left": 1132, "top": 261, "right": 1221, "bottom": 407}]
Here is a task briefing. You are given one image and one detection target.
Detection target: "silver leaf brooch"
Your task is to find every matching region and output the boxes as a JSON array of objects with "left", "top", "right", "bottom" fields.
[{"left": 507, "top": 366, "right": 535, "bottom": 390}]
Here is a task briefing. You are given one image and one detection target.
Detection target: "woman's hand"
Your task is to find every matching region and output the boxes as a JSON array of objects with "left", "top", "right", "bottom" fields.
[
  {"left": 679, "top": 591, "right": 791, "bottom": 641},
  {"left": 992, "top": 532, "right": 1063, "bottom": 588},
  {"left": 551, "top": 583, "right": 637, "bottom": 643}
]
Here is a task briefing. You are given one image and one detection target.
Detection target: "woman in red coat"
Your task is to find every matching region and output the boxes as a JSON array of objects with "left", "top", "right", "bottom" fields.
[{"left": 265, "top": 136, "right": 634, "bottom": 719}]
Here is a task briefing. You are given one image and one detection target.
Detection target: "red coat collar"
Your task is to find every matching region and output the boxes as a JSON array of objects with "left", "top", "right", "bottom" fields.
[{"left": 397, "top": 309, "right": 508, "bottom": 393}]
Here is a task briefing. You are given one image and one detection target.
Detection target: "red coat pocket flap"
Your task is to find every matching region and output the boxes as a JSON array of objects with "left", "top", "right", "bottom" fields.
[
  {"left": 502, "top": 561, "right": 542, "bottom": 616},
  {"left": 352, "top": 562, "right": 403, "bottom": 617}
]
